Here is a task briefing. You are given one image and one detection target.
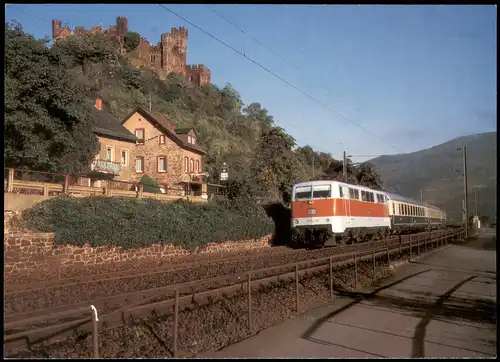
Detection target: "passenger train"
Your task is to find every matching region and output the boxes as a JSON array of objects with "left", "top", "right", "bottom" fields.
[{"left": 291, "top": 180, "right": 447, "bottom": 247}]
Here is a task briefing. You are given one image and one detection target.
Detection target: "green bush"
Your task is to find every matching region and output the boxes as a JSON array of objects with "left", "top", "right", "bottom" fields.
[
  {"left": 139, "top": 174, "right": 162, "bottom": 193},
  {"left": 21, "top": 196, "right": 274, "bottom": 251},
  {"left": 124, "top": 31, "right": 140, "bottom": 52}
]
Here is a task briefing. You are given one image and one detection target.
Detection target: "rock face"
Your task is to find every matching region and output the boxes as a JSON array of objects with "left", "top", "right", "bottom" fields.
[{"left": 52, "top": 17, "right": 211, "bottom": 86}]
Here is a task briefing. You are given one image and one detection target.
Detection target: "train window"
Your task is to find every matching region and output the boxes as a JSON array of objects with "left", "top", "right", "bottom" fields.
[
  {"left": 392, "top": 203, "right": 395, "bottom": 214},
  {"left": 312, "top": 185, "right": 331, "bottom": 198},
  {"left": 294, "top": 186, "right": 312, "bottom": 200},
  {"left": 369, "top": 192, "right": 375, "bottom": 203},
  {"left": 377, "top": 194, "right": 384, "bottom": 203},
  {"left": 338, "top": 186, "right": 343, "bottom": 198},
  {"left": 354, "top": 189, "right": 359, "bottom": 200},
  {"left": 349, "top": 188, "right": 355, "bottom": 198},
  {"left": 361, "top": 191, "right": 367, "bottom": 202}
]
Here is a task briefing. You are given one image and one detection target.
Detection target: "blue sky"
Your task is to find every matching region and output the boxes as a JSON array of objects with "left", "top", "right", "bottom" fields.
[{"left": 5, "top": 4, "right": 497, "bottom": 162}]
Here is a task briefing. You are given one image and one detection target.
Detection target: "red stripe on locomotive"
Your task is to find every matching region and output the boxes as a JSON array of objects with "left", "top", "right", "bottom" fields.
[{"left": 291, "top": 198, "right": 389, "bottom": 218}]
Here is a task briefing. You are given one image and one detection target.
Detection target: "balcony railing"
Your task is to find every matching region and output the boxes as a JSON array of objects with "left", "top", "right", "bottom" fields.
[{"left": 91, "top": 159, "right": 121, "bottom": 175}]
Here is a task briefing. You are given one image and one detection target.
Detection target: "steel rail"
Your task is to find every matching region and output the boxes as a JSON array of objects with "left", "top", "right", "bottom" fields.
[
  {"left": 4, "top": 228, "right": 461, "bottom": 352},
  {"left": 4, "top": 231, "right": 443, "bottom": 323},
  {"left": 5, "top": 230, "right": 437, "bottom": 295}
]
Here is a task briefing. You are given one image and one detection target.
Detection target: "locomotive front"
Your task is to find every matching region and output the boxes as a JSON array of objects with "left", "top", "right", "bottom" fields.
[{"left": 290, "top": 181, "right": 335, "bottom": 234}]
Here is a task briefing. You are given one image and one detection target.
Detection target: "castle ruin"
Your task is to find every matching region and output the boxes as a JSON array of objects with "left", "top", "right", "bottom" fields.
[{"left": 52, "top": 16, "right": 211, "bottom": 86}]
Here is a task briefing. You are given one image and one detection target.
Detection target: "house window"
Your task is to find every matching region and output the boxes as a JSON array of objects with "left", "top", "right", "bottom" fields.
[
  {"left": 157, "top": 156, "right": 167, "bottom": 172},
  {"left": 121, "top": 149, "right": 128, "bottom": 166},
  {"left": 106, "top": 146, "right": 114, "bottom": 162},
  {"left": 196, "top": 160, "right": 200, "bottom": 173},
  {"left": 135, "top": 129, "right": 145, "bottom": 144},
  {"left": 192, "top": 136, "right": 196, "bottom": 145},
  {"left": 184, "top": 157, "right": 189, "bottom": 173},
  {"left": 188, "top": 135, "right": 192, "bottom": 144},
  {"left": 190, "top": 158, "right": 194, "bottom": 173},
  {"left": 159, "top": 135, "right": 166, "bottom": 144},
  {"left": 135, "top": 156, "right": 144, "bottom": 173}
]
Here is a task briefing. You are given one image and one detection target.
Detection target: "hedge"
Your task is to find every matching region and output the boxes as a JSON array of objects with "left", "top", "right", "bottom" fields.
[{"left": 21, "top": 196, "right": 275, "bottom": 251}]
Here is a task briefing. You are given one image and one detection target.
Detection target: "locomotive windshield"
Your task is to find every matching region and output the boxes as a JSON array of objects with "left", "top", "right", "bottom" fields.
[
  {"left": 294, "top": 184, "right": 331, "bottom": 200},
  {"left": 294, "top": 186, "right": 312, "bottom": 200}
]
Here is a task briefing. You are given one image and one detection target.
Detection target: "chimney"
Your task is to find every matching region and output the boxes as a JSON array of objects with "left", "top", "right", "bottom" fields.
[{"left": 95, "top": 98, "right": 102, "bottom": 111}]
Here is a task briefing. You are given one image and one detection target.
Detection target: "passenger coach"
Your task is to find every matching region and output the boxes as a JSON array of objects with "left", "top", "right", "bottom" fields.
[{"left": 385, "top": 193, "right": 446, "bottom": 233}]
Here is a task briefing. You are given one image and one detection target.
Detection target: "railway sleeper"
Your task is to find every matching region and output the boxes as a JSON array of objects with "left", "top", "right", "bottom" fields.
[{"left": 3, "top": 235, "right": 456, "bottom": 354}]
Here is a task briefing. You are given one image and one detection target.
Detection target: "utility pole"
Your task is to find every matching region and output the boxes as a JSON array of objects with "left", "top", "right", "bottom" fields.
[
  {"left": 473, "top": 187, "right": 478, "bottom": 216},
  {"left": 420, "top": 189, "right": 423, "bottom": 202},
  {"left": 312, "top": 155, "right": 315, "bottom": 179},
  {"left": 343, "top": 151, "right": 347, "bottom": 183},
  {"left": 459, "top": 146, "right": 469, "bottom": 238}
]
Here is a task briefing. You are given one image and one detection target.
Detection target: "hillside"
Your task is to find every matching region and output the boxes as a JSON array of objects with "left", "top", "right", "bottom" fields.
[
  {"left": 370, "top": 132, "right": 497, "bottom": 221},
  {"left": 5, "top": 22, "right": 384, "bottom": 202}
]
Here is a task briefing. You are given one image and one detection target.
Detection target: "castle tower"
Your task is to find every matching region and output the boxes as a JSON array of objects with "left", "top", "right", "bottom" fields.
[
  {"left": 171, "top": 26, "right": 188, "bottom": 65},
  {"left": 52, "top": 20, "right": 62, "bottom": 40},
  {"left": 116, "top": 16, "right": 128, "bottom": 37}
]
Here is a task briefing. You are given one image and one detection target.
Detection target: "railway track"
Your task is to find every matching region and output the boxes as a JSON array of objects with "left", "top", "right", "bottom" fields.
[
  {"left": 4, "top": 231, "right": 442, "bottom": 315},
  {"left": 4, "top": 228, "right": 462, "bottom": 354}
]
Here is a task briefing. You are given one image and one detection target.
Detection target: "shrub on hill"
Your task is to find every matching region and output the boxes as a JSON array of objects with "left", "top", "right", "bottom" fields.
[{"left": 21, "top": 196, "right": 274, "bottom": 251}]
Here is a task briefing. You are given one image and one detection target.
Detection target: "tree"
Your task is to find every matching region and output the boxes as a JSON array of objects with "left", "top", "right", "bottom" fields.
[
  {"left": 355, "top": 162, "right": 383, "bottom": 190},
  {"left": 4, "top": 22, "right": 99, "bottom": 175},
  {"left": 251, "top": 127, "right": 306, "bottom": 201},
  {"left": 124, "top": 31, "right": 140, "bottom": 52},
  {"left": 54, "top": 32, "right": 115, "bottom": 75}
]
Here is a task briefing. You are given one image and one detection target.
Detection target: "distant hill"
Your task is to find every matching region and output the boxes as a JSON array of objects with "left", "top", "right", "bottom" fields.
[{"left": 369, "top": 132, "right": 497, "bottom": 222}]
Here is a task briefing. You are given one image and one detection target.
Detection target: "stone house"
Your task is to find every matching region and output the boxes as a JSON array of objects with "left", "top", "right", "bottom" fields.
[
  {"left": 76, "top": 99, "right": 137, "bottom": 187},
  {"left": 121, "top": 107, "right": 208, "bottom": 196}
]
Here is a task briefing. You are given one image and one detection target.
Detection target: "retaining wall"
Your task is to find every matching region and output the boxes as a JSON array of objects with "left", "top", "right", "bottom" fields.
[{"left": 4, "top": 232, "right": 273, "bottom": 275}]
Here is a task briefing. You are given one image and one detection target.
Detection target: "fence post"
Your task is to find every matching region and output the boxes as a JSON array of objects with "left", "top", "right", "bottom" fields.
[
  {"left": 138, "top": 184, "right": 144, "bottom": 199},
  {"left": 173, "top": 289, "right": 179, "bottom": 358},
  {"left": 354, "top": 253, "right": 357, "bottom": 289},
  {"left": 386, "top": 247, "right": 390, "bottom": 264},
  {"left": 63, "top": 174, "right": 70, "bottom": 195},
  {"left": 295, "top": 264, "right": 299, "bottom": 313},
  {"left": 90, "top": 305, "right": 99, "bottom": 358},
  {"left": 399, "top": 234, "right": 402, "bottom": 254},
  {"left": 7, "top": 168, "right": 14, "bottom": 193},
  {"left": 425, "top": 234, "right": 428, "bottom": 252},
  {"left": 329, "top": 257, "right": 333, "bottom": 299},
  {"left": 43, "top": 184, "right": 49, "bottom": 197},
  {"left": 247, "top": 273, "right": 252, "bottom": 332},
  {"left": 417, "top": 234, "right": 420, "bottom": 255},
  {"left": 372, "top": 249, "right": 376, "bottom": 278}
]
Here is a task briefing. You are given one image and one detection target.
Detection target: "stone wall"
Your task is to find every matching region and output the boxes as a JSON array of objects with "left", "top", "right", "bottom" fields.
[{"left": 4, "top": 232, "right": 273, "bottom": 276}]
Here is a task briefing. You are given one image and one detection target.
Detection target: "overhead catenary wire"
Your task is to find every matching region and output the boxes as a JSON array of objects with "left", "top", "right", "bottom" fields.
[
  {"left": 157, "top": 4, "right": 395, "bottom": 152},
  {"left": 8, "top": 4, "right": 456, "bottom": 185}
]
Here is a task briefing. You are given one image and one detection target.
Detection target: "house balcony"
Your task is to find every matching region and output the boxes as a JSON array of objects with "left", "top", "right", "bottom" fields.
[
  {"left": 90, "top": 159, "right": 121, "bottom": 175},
  {"left": 181, "top": 172, "right": 209, "bottom": 183}
]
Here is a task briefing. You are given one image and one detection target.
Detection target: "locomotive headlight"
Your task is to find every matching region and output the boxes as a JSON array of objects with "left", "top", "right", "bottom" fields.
[
  {"left": 326, "top": 218, "right": 330, "bottom": 222},
  {"left": 294, "top": 220, "right": 299, "bottom": 225}
]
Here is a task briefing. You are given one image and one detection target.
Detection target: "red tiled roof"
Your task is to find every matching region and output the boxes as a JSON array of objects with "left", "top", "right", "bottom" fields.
[{"left": 123, "top": 107, "right": 207, "bottom": 154}]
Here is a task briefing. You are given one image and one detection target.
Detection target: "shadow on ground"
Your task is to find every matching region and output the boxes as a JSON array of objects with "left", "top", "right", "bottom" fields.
[{"left": 301, "top": 269, "right": 497, "bottom": 357}]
